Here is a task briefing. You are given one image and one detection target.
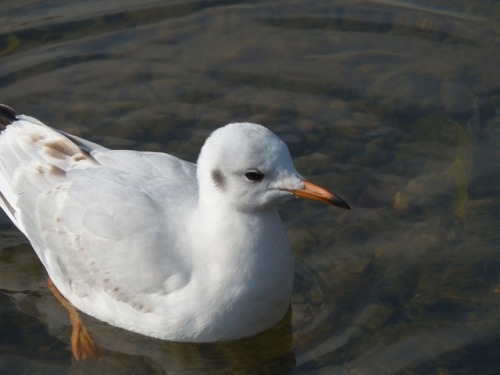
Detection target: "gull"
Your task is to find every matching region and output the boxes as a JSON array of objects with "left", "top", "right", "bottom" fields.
[{"left": 0, "top": 104, "right": 349, "bottom": 359}]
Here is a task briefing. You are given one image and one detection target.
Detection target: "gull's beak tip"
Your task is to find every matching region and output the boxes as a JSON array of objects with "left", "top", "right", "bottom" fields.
[{"left": 332, "top": 195, "right": 351, "bottom": 210}]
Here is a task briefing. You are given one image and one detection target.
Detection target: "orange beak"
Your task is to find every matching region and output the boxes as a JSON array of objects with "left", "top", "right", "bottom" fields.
[{"left": 286, "top": 181, "right": 350, "bottom": 209}]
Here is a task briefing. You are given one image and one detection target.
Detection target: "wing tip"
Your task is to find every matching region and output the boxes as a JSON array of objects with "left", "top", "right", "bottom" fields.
[{"left": 0, "top": 104, "right": 19, "bottom": 129}]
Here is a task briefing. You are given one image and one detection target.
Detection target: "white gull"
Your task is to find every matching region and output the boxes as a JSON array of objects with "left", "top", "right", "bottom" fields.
[{"left": 0, "top": 104, "right": 349, "bottom": 355}]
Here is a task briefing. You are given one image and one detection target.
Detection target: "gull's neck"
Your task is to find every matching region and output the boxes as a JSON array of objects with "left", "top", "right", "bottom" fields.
[{"left": 184, "top": 190, "right": 294, "bottom": 340}]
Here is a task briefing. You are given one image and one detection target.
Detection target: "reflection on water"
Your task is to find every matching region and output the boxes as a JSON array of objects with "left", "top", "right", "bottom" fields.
[{"left": 0, "top": 0, "right": 499, "bottom": 373}]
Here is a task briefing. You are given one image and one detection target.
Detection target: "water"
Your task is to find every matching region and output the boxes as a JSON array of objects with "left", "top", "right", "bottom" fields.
[{"left": 0, "top": 0, "right": 499, "bottom": 373}]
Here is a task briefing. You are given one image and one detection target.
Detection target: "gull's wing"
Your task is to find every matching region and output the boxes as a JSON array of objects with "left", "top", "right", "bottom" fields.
[{"left": 0, "top": 105, "right": 197, "bottom": 307}]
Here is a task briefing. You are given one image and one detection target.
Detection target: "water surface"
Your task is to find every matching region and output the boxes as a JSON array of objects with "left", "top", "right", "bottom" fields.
[{"left": 0, "top": 1, "right": 499, "bottom": 373}]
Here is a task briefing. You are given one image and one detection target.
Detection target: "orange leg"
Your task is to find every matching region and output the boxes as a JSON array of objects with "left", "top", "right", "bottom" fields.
[{"left": 47, "top": 277, "right": 101, "bottom": 360}]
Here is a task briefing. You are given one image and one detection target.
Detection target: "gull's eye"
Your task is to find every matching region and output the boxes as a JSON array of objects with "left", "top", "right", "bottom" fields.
[{"left": 244, "top": 171, "right": 265, "bottom": 182}]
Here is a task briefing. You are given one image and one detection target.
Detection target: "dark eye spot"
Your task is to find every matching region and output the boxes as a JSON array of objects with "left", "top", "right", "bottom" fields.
[
  {"left": 211, "top": 169, "right": 225, "bottom": 189},
  {"left": 244, "top": 171, "right": 264, "bottom": 182}
]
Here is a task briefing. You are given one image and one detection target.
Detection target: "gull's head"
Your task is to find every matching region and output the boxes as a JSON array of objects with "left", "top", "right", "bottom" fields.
[{"left": 197, "top": 122, "right": 350, "bottom": 212}]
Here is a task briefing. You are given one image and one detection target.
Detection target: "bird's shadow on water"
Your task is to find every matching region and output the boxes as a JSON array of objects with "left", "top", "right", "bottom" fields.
[{"left": 67, "top": 308, "right": 296, "bottom": 374}]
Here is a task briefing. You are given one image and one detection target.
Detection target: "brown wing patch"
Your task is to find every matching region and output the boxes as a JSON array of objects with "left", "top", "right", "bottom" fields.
[
  {"left": 73, "top": 154, "right": 87, "bottom": 162},
  {"left": 34, "top": 164, "right": 45, "bottom": 174},
  {"left": 43, "top": 138, "right": 81, "bottom": 159},
  {"left": 48, "top": 163, "right": 66, "bottom": 176}
]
